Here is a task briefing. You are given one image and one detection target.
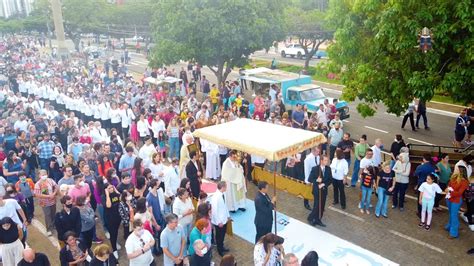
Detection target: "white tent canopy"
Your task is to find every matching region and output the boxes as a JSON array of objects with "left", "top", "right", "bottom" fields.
[{"left": 192, "top": 118, "right": 326, "bottom": 161}]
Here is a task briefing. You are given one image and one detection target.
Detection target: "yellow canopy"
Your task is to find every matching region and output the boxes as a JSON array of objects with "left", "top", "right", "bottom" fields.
[{"left": 192, "top": 118, "right": 326, "bottom": 161}]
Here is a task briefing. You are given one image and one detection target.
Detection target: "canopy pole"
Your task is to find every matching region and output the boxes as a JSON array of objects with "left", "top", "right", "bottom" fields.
[{"left": 273, "top": 161, "right": 277, "bottom": 235}]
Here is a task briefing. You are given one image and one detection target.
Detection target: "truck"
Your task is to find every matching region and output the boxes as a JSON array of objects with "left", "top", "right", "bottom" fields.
[{"left": 240, "top": 67, "right": 349, "bottom": 119}]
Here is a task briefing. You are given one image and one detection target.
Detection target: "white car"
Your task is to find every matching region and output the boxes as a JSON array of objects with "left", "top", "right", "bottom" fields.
[{"left": 281, "top": 44, "right": 306, "bottom": 59}]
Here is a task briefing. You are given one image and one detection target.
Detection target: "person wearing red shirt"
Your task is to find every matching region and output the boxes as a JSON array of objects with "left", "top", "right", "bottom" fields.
[
  {"left": 445, "top": 165, "right": 469, "bottom": 239},
  {"left": 97, "top": 155, "right": 114, "bottom": 178}
]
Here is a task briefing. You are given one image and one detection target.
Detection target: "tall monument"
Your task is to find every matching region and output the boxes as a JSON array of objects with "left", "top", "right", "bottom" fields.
[{"left": 50, "top": 0, "right": 69, "bottom": 57}]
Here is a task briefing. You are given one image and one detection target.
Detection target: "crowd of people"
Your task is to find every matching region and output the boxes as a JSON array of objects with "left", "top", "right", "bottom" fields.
[{"left": 0, "top": 34, "right": 473, "bottom": 266}]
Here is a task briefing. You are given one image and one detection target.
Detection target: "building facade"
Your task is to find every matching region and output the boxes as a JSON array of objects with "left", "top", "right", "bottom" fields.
[{"left": 0, "top": 0, "right": 35, "bottom": 18}]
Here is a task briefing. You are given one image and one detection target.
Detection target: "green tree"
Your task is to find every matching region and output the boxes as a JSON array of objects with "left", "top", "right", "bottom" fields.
[
  {"left": 149, "top": 0, "right": 286, "bottom": 85},
  {"left": 33, "top": 0, "right": 110, "bottom": 51},
  {"left": 328, "top": 0, "right": 474, "bottom": 117},
  {"left": 0, "top": 20, "right": 24, "bottom": 34},
  {"left": 285, "top": 8, "right": 333, "bottom": 70}
]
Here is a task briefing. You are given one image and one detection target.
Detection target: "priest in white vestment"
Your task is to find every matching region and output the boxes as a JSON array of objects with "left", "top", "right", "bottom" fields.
[
  {"left": 221, "top": 150, "right": 247, "bottom": 212},
  {"left": 201, "top": 139, "right": 221, "bottom": 180}
]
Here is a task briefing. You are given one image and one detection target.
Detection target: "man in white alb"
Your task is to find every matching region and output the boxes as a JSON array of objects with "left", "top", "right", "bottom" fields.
[{"left": 221, "top": 150, "right": 246, "bottom": 212}]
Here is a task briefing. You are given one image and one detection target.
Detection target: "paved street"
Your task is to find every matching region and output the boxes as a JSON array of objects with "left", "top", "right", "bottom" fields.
[{"left": 250, "top": 50, "right": 324, "bottom": 67}]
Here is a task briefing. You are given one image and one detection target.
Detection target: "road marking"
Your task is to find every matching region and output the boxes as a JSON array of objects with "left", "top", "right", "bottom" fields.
[
  {"left": 328, "top": 206, "right": 365, "bottom": 222},
  {"left": 343, "top": 120, "right": 350, "bottom": 123},
  {"left": 408, "top": 138, "right": 433, "bottom": 146},
  {"left": 364, "top": 126, "right": 389, "bottom": 134},
  {"left": 426, "top": 108, "right": 458, "bottom": 118},
  {"left": 430, "top": 101, "right": 466, "bottom": 108},
  {"left": 388, "top": 230, "right": 444, "bottom": 253},
  {"left": 31, "top": 218, "right": 60, "bottom": 250}
]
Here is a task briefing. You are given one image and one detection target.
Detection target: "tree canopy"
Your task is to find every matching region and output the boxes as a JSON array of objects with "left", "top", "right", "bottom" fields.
[
  {"left": 285, "top": 7, "right": 333, "bottom": 69},
  {"left": 149, "top": 0, "right": 286, "bottom": 85},
  {"left": 327, "top": 0, "right": 474, "bottom": 117}
]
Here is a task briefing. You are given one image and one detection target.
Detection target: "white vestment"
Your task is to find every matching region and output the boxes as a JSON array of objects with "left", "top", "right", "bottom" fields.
[
  {"left": 201, "top": 139, "right": 221, "bottom": 180},
  {"left": 221, "top": 158, "right": 247, "bottom": 211}
]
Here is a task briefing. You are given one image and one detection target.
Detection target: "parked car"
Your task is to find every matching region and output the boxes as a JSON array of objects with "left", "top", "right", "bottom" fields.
[
  {"left": 132, "top": 36, "right": 144, "bottom": 42},
  {"left": 313, "top": 50, "right": 328, "bottom": 59},
  {"left": 281, "top": 43, "right": 305, "bottom": 59}
]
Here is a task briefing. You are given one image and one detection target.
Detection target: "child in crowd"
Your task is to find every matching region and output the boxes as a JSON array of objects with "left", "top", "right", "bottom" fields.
[
  {"left": 418, "top": 173, "right": 445, "bottom": 230},
  {"left": 157, "top": 130, "right": 167, "bottom": 159},
  {"left": 15, "top": 171, "right": 35, "bottom": 223},
  {"left": 360, "top": 166, "right": 378, "bottom": 214}
]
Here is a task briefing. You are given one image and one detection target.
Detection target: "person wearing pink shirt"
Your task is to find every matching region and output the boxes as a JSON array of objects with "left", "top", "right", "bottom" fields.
[
  {"left": 253, "top": 94, "right": 265, "bottom": 110},
  {"left": 68, "top": 175, "right": 90, "bottom": 205}
]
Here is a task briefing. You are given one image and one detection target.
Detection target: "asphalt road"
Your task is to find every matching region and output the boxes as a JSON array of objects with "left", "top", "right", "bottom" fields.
[
  {"left": 250, "top": 49, "right": 324, "bottom": 67},
  {"left": 118, "top": 51, "right": 457, "bottom": 151}
]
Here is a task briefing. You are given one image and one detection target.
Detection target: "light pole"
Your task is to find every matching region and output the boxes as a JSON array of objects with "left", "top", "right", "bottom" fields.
[{"left": 50, "top": 0, "right": 69, "bottom": 58}]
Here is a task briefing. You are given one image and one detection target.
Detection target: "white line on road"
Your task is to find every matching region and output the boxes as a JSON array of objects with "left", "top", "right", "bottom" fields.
[
  {"left": 364, "top": 126, "right": 389, "bottom": 134},
  {"left": 343, "top": 120, "right": 350, "bottom": 123},
  {"left": 388, "top": 230, "right": 445, "bottom": 253},
  {"left": 408, "top": 138, "right": 434, "bottom": 146},
  {"left": 31, "top": 218, "right": 60, "bottom": 250},
  {"left": 328, "top": 206, "right": 365, "bottom": 222},
  {"left": 426, "top": 108, "right": 458, "bottom": 118}
]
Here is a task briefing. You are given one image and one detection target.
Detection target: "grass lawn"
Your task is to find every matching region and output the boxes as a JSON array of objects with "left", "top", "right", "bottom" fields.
[{"left": 431, "top": 94, "right": 465, "bottom": 106}]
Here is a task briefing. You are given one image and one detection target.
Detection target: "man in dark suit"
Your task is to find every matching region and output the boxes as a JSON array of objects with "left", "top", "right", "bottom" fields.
[
  {"left": 254, "top": 181, "right": 276, "bottom": 243},
  {"left": 186, "top": 151, "right": 203, "bottom": 198},
  {"left": 307, "top": 155, "right": 332, "bottom": 227}
]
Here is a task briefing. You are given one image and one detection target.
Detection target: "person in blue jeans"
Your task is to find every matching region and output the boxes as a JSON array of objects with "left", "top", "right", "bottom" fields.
[
  {"left": 167, "top": 119, "right": 181, "bottom": 160},
  {"left": 360, "top": 166, "right": 377, "bottom": 214},
  {"left": 392, "top": 152, "right": 411, "bottom": 211},
  {"left": 445, "top": 166, "right": 469, "bottom": 238},
  {"left": 375, "top": 162, "right": 395, "bottom": 218},
  {"left": 351, "top": 135, "right": 369, "bottom": 187}
]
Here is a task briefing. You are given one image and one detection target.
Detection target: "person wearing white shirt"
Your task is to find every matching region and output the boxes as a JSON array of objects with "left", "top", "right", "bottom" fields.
[
  {"left": 195, "top": 105, "right": 210, "bottom": 120},
  {"left": 316, "top": 103, "right": 328, "bottom": 126},
  {"left": 151, "top": 115, "right": 166, "bottom": 143},
  {"left": 172, "top": 187, "right": 195, "bottom": 240},
  {"left": 137, "top": 115, "right": 150, "bottom": 141},
  {"left": 210, "top": 181, "right": 231, "bottom": 256},
  {"left": 163, "top": 160, "right": 181, "bottom": 198},
  {"left": 371, "top": 138, "right": 383, "bottom": 167},
  {"left": 331, "top": 150, "right": 349, "bottom": 209},
  {"left": 359, "top": 149, "right": 376, "bottom": 177},
  {"left": 120, "top": 103, "right": 136, "bottom": 139},
  {"left": 138, "top": 137, "right": 156, "bottom": 167},
  {"left": 303, "top": 146, "right": 320, "bottom": 210},
  {"left": 125, "top": 220, "right": 155, "bottom": 266},
  {"left": 82, "top": 100, "right": 93, "bottom": 123},
  {"left": 149, "top": 153, "right": 166, "bottom": 182},
  {"left": 109, "top": 102, "right": 122, "bottom": 134},
  {"left": 92, "top": 100, "right": 101, "bottom": 121},
  {"left": 99, "top": 101, "right": 111, "bottom": 128},
  {"left": 90, "top": 121, "right": 109, "bottom": 144},
  {"left": 13, "top": 115, "right": 29, "bottom": 132}
]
